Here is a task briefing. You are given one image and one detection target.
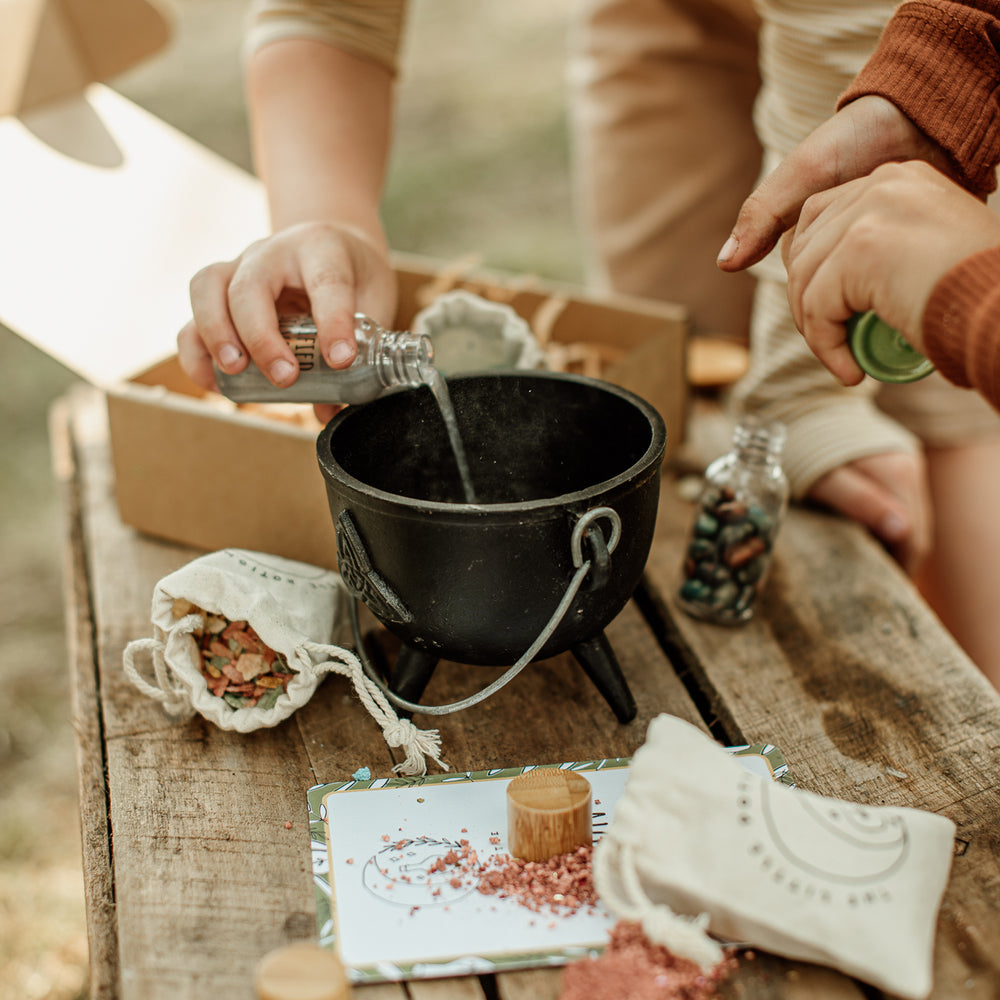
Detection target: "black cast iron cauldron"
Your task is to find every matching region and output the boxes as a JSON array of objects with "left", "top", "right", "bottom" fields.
[{"left": 316, "top": 371, "right": 667, "bottom": 722}]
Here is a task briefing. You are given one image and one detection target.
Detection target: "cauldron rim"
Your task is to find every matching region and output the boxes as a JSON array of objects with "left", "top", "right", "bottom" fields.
[{"left": 316, "top": 370, "right": 667, "bottom": 515}]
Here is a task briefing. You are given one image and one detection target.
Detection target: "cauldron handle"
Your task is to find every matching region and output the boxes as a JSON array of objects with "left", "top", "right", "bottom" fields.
[
  {"left": 349, "top": 505, "right": 623, "bottom": 716},
  {"left": 571, "top": 506, "right": 621, "bottom": 593}
]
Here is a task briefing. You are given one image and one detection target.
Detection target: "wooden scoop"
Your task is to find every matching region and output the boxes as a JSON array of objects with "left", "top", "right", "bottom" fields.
[
  {"left": 507, "top": 768, "right": 592, "bottom": 862},
  {"left": 254, "top": 942, "right": 351, "bottom": 1000}
]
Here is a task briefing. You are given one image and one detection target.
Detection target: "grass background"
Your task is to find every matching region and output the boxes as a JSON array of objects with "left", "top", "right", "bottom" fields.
[{"left": 0, "top": 2, "right": 580, "bottom": 997}]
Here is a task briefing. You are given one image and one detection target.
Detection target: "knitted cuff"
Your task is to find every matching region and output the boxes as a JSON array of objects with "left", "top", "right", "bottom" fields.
[
  {"left": 838, "top": 1, "right": 1000, "bottom": 198},
  {"left": 924, "top": 245, "right": 1000, "bottom": 393}
]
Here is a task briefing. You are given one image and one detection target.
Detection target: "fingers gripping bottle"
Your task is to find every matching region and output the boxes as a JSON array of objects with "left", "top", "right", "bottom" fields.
[
  {"left": 214, "top": 313, "right": 434, "bottom": 405},
  {"left": 677, "top": 416, "right": 789, "bottom": 625}
]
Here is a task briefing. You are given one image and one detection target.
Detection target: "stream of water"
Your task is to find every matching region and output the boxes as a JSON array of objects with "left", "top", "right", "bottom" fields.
[{"left": 426, "top": 369, "right": 478, "bottom": 504}]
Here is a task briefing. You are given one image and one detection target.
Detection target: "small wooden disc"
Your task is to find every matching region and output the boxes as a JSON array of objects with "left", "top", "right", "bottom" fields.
[
  {"left": 507, "top": 769, "right": 592, "bottom": 862},
  {"left": 254, "top": 943, "right": 351, "bottom": 1000},
  {"left": 687, "top": 337, "right": 749, "bottom": 388}
]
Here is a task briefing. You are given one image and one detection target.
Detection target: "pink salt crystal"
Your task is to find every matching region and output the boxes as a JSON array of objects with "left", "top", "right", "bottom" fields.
[{"left": 475, "top": 844, "right": 598, "bottom": 916}]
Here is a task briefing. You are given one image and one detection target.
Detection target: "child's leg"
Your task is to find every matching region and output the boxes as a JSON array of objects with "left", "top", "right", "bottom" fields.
[
  {"left": 567, "top": 0, "right": 762, "bottom": 340},
  {"left": 918, "top": 437, "right": 1000, "bottom": 692}
]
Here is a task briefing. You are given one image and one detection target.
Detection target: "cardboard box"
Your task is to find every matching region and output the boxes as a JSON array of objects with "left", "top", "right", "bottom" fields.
[
  {"left": 110, "top": 255, "right": 689, "bottom": 568},
  {"left": 3, "top": 86, "right": 688, "bottom": 571},
  {"left": 2, "top": 0, "right": 171, "bottom": 116}
]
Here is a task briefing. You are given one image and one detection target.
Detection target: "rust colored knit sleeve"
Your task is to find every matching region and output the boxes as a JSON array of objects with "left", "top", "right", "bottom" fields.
[
  {"left": 838, "top": 0, "right": 1000, "bottom": 198},
  {"left": 923, "top": 245, "right": 1000, "bottom": 410}
]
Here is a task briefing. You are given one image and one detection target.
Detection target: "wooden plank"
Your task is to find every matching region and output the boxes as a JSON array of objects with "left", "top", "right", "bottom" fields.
[
  {"left": 68, "top": 383, "right": 969, "bottom": 1000},
  {"left": 356, "top": 985, "right": 425, "bottom": 1000},
  {"left": 51, "top": 395, "right": 121, "bottom": 999},
  {"left": 643, "top": 478, "right": 1000, "bottom": 1000},
  {"left": 496, "top": 968, "right": 563, "bottom": 1000},
  {"left": 66, "top": 389, "right": 333, "bottom": 999},
  {"left": 409, "top": 978, "right": 490, "bottom": 1000},
  {"left": 298, "top": 599, "right": 710, "bottom": 781}
]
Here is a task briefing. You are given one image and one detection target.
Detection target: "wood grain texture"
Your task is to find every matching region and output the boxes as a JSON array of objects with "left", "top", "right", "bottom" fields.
[
  {"left": 52, "top": 397, "right": 121, "bottom": 1000},
  {"left": 506, "top": 769, "right": 592, "bottom": 861},
  {"left": 645, "top": 475, "right": 1000, "bottom": 1000},
  {"left": 62, "top": 387, "right": 1000, "bottom": 1000}
]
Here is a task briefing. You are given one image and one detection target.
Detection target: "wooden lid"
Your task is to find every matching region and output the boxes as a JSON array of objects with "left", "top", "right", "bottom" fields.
[
  {"left": 254, "top": 943, "right": 351, "bottom": 1000},
  {"left": 507, "top": 769, "right": 592, "bottom": 862}
]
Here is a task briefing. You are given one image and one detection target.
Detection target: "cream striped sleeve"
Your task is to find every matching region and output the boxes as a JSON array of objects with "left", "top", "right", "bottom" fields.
[
  {"left": 732, "top": 1, "right": 918, "bottom": 500},
  {"left": 245, "top": 0, "right": 409, "bottom": 74}
]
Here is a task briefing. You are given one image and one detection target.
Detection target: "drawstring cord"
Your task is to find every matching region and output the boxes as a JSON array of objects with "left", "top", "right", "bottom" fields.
[{"left": 593, "top": 836, "right": 724, "bottom": 970}]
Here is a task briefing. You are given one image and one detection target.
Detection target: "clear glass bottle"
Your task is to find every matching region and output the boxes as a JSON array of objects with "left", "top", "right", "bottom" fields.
[
  {"left": 214, "top": 313, "right": 435, "bottom": 405},
  {"left": 676, "top": 416, "right": 789, "bottom": 625}
]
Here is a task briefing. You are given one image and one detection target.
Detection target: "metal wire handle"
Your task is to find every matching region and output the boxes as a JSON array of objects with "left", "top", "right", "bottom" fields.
[{"left": 350, "top": 505, "right": 623, "bottom": 716}]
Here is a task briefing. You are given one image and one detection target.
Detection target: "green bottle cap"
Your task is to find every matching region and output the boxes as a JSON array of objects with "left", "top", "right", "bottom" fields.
[{"left": 847, "top": 311, "right": 935, "bottom": 384}]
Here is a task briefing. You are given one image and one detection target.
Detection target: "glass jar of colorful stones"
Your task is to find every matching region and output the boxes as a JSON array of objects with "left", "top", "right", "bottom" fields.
[{"left": 676, "top": 416, "right": 788, "bottom": 625}]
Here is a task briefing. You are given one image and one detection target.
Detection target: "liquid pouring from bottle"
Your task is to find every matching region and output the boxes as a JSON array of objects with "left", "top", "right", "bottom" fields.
[{"left": 214, "top": 313, "right": 477, "bottom": 503}]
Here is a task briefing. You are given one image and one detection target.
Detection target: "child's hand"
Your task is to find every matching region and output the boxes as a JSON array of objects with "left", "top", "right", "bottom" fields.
[
  {"left": 177, "top": 220, "right": 396, "bottom": 402},
  {"left": 717, "top": 96, "right": 954, "bottom": 273},
  {"left": 808, "top": 450, "right": 931, "bottom": 578},
  {"left": 781, "top": 161, "right": 1000, "bottom": 385}
]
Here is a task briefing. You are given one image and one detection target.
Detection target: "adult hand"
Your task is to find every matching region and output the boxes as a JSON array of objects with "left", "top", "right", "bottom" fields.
[
  {"left": 717, "top": 96, "right": 956, "bottom": 272},
  {"left": 808, "top": 450, "right": 931, "bottom": 577},
  {"left": 781, "top": 161, "right": 1000, "bottom": 385},
  {"left": 177, "top": 220, "right": 397, "bottom": 404}
]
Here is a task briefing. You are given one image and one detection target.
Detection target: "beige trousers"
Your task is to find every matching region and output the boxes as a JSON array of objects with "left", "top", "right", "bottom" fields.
[
  {"left": 569, "top": 0, "right": 1000, "bottom": 685},
  {"left": 569, "top": 0, "right": 1000, "bottom": 472},
  {"left": 568, "top": 0, "right": 762, "bottom": 342}
]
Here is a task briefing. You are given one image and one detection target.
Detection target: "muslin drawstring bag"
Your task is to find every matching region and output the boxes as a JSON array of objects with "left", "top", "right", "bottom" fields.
[
  {"left": 411, "top": 289, "right": 545, "bottom": 374},
  {"left": 593, "top": 714, "right": 954, "bottom": 999},
  {"left": 122, "top": 549, "right": 446, "bottom": 776}
]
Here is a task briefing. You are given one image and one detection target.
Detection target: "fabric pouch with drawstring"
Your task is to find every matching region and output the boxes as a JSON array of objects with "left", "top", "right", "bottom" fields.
[
  {"left": 122, "top": 548, "right": 446, "bottom": 775},
  {"left": 593, "top": 714, "right": 954, "bottom": 999}
]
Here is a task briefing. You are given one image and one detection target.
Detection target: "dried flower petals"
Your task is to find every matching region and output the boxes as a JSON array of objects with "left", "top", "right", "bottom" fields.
[{"left": 172, "top": 602, "right": 294, "bottom": 709}]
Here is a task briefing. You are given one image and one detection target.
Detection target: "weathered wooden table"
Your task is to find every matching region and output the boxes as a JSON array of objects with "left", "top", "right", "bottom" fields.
[{"left": 55, "top": 387, "right": 1000, "bottom": 1000}]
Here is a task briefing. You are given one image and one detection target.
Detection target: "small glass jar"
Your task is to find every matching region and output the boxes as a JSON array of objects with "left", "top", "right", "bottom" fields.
[
  {"left": 676, "top": 416, "right": 789, "bottom": 625},
  {"left": 214, "top": 313, "right": 434, "bottom": 405}
]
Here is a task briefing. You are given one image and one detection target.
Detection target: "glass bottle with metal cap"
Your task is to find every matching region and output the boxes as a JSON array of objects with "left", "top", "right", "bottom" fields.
[
  {"left": 676, "top": 416, "right": 789, "bottom": 625},
  {"left": 214, "top": 313, "right": 435, "bottom": 405},
  {"left": 847, "top": 311, "right": 935, "bottom": 383}
]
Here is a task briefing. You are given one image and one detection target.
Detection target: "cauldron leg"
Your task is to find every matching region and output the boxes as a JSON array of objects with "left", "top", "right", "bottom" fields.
[
  {"left": 390, "top": 643, "right": 440, "bottom": 717},
  {"left": 572, "top": 632, "right": 637, "bottom": 724}
]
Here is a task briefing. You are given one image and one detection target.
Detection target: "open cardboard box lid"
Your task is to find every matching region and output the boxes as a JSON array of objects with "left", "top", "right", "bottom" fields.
[
  {"left": 1, "top": 0, "right": 171, "bottom": 116},
  {"left": 0, "top": 0, "right": 273, "bottom": 384},
  {"left": 0, "top": 82, "right": 270, "bottom": 386}
]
